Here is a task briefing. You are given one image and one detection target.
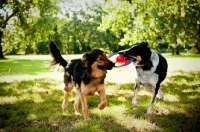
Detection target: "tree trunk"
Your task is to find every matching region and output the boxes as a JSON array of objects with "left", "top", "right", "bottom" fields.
[
  {"left": 171, "top": 42, "right": 179, "bottom": 55},
  {"left": 195, "top": 43, "right": 200, "bottom": 54},
  {"left": 0, "top": 31, "right": 5, "bottom": 58}
]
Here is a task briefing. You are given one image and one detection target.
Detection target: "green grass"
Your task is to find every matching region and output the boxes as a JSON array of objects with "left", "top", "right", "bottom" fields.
[
  {"left": 0, "top": 55, "right": 200, "bottom": 132},
  {"left": 0, "top": 59, "right": 51, "bottom": 75}
]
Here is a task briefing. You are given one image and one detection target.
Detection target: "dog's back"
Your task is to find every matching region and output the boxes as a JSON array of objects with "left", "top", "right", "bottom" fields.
[{"left": 155, "top": 51, "right": 168, "bottom": 83}]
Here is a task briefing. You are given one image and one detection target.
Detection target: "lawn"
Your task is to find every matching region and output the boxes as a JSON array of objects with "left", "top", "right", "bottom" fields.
[{"left": 0, "top": 55, "right": 200, "bottom": 132}]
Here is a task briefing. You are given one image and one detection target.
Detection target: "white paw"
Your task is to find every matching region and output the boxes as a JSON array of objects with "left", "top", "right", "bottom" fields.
[
  {"left": 147, "top": 104, "right": 153, "bottom": 114},
  {"left": 75, "top": 112, "right": 82, "bottom": 116},
  {"left": 156, "top": 90, "right": 164, "bottom": 100},
  {"left": 156, "top": 94, "right": 164, "bottom": 100},
  {"left": 132, "top": 101, "right": 139, "bottom": 107}
]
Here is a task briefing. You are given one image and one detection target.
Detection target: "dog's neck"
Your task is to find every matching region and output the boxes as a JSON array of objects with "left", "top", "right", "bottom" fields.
[
  {"left": 90, "top": 75, "right": 106, "bottom": 80},
  {"left": 90, "top": 69, "right": 107, "bottom": 78}
]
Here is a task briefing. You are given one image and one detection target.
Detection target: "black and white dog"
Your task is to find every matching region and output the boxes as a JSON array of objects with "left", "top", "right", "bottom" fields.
[{"left": 118, "top": 41, "right": 168, "bottom": 114}]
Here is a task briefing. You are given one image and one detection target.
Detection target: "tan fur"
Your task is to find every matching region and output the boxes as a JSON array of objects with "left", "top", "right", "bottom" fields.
[{"left": 62, "top": 53, "right": 112, "bottom": 120}]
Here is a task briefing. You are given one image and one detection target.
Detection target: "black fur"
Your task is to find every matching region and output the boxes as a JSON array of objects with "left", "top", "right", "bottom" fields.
[
  {"left": 48, "top": 40, "right": 115, "bottom": 119},
  {"left": 48, "top": 40, "right": 114, "bottom": 87},
  {"left": 118, "top": 41, "right": 168, "bottom": 114}
]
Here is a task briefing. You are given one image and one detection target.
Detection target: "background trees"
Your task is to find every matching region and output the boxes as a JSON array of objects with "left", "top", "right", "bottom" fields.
[
  {"left": 101, "top": 0, "right": 200, "bottom": 54},
  {"left": 0, "top": 0, "right": 61, "bottom": 58},
  {"left": 1, "top": 0, "right": 200, "bottom": 57}
]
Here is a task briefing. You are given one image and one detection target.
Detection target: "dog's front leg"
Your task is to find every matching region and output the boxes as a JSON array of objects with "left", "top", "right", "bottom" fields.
[
  {"left": 147, "top": 83, "right": 160, "bottom": 114},
  {"left": 132, "top": 79, "right": 140, "bottom": 106},
  {"left": 98, "top": 87, "right": 107, "bottom": 110},
  {"left": 80, "top": 93, "right": 89, "bottom": 119}
]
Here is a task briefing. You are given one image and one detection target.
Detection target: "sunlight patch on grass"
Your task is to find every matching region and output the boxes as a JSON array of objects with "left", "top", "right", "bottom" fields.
[
  {"left": 164, "top": 94, "right": 179, "bottom": 102},
  {"left": 131, "top": 119, "right": 159, "bottom": 132},
  {"left": 0, "top": 96, "right": 18, "bottom": 104},
  {"left": 27, "top": 113, "right": 38, "bottom": 120},
  {"left": 32, "top": 94, "right": 44, "bottom": 103},
  {"left": 72, "top": 120, "right": 96, "bottom": 130},
  {"left": 155, "top": 105, "right": 170, "bottom": 115},
  {"left": 106, "top": 105, "right": 127, "bottom": 118},
  {"left": 91, "top": 104, "right": 128, "bottom": 119},
  {"left": 188, "top": 94, "right": 199, "bottom": 99},
  {"left": 182, "top": 87, "right": 200, "bottom": 93},
  {"left": 19, "top": 93, "right": 44, "bottom": 103},
  {"left": 182, "top": 89, "right": 194, "bottom": 93},
  {"left": 138, "top": 90, "right": 152, "bottom": 96},
  {"left": 160, "top": 102, "right": 188, "bottom": 116},
  {"left": 117, "top": 97, "right": 127, "bottom": 102}
]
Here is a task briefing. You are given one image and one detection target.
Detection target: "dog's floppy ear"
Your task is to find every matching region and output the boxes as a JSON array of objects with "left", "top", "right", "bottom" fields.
[
  {"left": 139, "top": 41, "right": 148, "bottom": 47},
  {"left": 82, "top": 52, "right": 89, "bottom": 67}
]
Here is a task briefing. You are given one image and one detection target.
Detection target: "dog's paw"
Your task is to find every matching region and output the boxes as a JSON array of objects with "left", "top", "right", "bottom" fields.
[
  {"left": 98, "top": 103, "right": 106, "bottom": 110},
  {"left": 85, "top": 117, "right": 91, "bottom": 120},
  {"left": 75, "top": 112, "right": 82, "bottom": 116},
  {"left": 156, "top": 90, "right": 164, "bottom": 100},
  {"left": 62, "top": 102, "right": 67, "bottom": 110},
  {"left": 132, "top": 102, "right": 139, "bottom": 107},
  {"left": 156, "top": 95, "right": 164, "bottom": 100},
  {"left": 147, "top": 104, "right": 153, "bottom": 114}
]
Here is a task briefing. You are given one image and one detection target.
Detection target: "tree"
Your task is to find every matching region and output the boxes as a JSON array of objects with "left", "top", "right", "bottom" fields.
[
  {"left": 101, "top": 0, "right": 200, "bottom": 54},
  {"left": 58, "top": 0, "right": 119, "bottom": 54},
  {"left": 99, "top": 1, "right": 134, "bottom": 49},
  {"left": 0, "top": 0, "right": 61, "bottom": 58}
]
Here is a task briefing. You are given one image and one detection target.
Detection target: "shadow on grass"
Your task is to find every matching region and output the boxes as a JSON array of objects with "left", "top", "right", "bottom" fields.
[{"left": 0, "top": 71, "right": 200, "bottom": 132}]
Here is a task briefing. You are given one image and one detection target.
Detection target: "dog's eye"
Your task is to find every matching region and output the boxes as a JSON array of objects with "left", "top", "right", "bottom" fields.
[{"left": 99, "top": 58, "right": 104, "bottom": 61}]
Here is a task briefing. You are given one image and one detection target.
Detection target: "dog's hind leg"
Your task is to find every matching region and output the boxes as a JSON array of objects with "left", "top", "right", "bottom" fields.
[
  {"left": 98, "top": 86, "right": 107, "bottom": 110},
  {"left": 147, "top": 83, "right": 160, "bottom": 114},
  {"left": 132, "top": 79, "right": 140, "bottom": 106},
  {"left": 74, "top": 87, "right": 82, "bottom": 116},
  {"left": 62, "top": 74, "right": 73, "bottom": 110},
  {"left": 62, "top": 90, "right": 69, "bottom": 110}
]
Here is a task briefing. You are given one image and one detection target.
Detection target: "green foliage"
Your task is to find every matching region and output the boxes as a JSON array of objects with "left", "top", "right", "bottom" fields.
[
  {"left": 100, "top": 0, "right": 200, "bottom": 53},
  {"left": 58, "top": 1, "right": 120, "bottom": 54},
  {"left": 1, "top": 0, "right": 61, "bottom": 55},
  {"left": 1, "top": 0, "right": 200, "bottom": 55}
]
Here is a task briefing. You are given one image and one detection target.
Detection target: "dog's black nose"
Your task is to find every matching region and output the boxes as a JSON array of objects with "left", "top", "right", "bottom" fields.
[
  {"left": 107, "top": 61, "right": 115, "bottom": 70},
  {"left": 112, "top": 62, "right": 115, "bottom": 67}
]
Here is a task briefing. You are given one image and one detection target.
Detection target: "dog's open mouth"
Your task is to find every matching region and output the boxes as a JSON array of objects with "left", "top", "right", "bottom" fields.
[{"left": 121, "top": 55, "right": 136, "bottom": 60}]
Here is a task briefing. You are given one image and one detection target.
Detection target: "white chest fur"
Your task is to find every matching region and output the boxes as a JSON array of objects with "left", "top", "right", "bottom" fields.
[{"left": 135, "top": 50, "right": 159, "bottom": 88}]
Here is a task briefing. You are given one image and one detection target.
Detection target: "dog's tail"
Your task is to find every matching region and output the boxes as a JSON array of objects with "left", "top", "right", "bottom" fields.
[{"left": 48, "top": 40, "right": 67, "bottom": 67}]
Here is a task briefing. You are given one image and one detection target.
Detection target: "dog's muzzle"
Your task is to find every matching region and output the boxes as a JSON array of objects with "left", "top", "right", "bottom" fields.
[
  {"left": 118, "top": 49, "right": 128, "bottom": 56},
  {"left": 97, "top": 61, "right": 115, "bottom": 70},
  {"left": 118, "top": 50, "right": 133, "bottom": 60}
]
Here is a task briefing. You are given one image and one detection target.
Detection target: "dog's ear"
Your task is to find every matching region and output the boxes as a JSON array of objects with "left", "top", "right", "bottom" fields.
[
  {"left": 140, "top": 41, "right": 148, "bottom": 47},
  {"left": 82, "top": 53, "right": 89, "bottom": 67}
]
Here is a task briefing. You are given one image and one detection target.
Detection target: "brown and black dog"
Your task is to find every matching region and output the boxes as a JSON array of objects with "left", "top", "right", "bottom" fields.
[{"left": 49, "top": 41, "right": 114, "bottom": 119}]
